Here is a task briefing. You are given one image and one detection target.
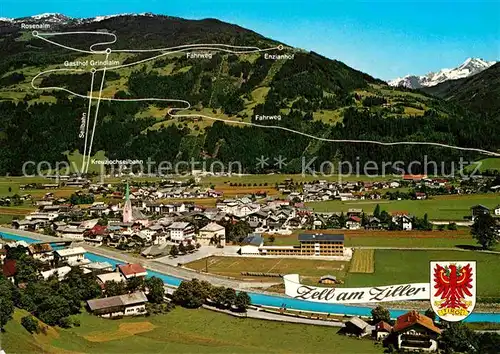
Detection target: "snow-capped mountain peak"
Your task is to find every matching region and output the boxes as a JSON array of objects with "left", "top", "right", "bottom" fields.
[
  {"left": 0, "top": 12, "right": 156, "bottom": 24},
  {"left": 388, "top": 57, "right": 497, "bottom": 89}
]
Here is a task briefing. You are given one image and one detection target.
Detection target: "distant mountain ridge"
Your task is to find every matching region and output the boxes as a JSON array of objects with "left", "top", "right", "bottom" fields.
[
  {"left": 0, "top": 12, "right": 156, "bottom": 24},
  {"left": 422, "top": 62, "right": 500, "bottom": 115},
  {"left": 388, "top": 58, "right": 496, "bottom": 89}
]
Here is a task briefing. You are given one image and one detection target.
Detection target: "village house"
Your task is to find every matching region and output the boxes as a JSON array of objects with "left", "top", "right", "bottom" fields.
[
  {"left": 27, "top": 243, "right": 54, "bottom": 263},
  {"left": 198, "top": 222, "right": 226, "bottom": 247},
  {"left": 41, "top": 266, "right": 73, "bottom": 281},
  {"left": 373, "top": 321, "right": 392, "bottom": 341},
  {"left": 97, "top": 272, "right": 126, "bottom": 289},
  {"left": 87, "top": 291, "right": 148, "bottom": 318},
  {"left": 470, "top": 204, "right": 490, "bottom": 221},
  {"left": 167, "top": 222, "right": 195, "bottom": 243},
  {"left": 340, "top": 316, "right": 371, "bottom": 337},
  {"left": 58, "top": 225, "right": 87, "bottom": 241},
  {"left": 118, "top": 263, "right": 147, "bottom": 280},
  {"left": 392, "top": 310, "right": 441, "bottom": 352},
  {"left": 494, "top": 205, "right": 500, "bottom": 216},
  {"left": 82, "top": 261, "right": 113, "bottom": 273},
  {"left": 391, "top": 211, "right": 413, "bottom": 230},
  {"left": 54, "top": 247, "right": 87, "bottom": 266},
  {"left": 346, "top": 216, "right": 362, "bottom": 230}
]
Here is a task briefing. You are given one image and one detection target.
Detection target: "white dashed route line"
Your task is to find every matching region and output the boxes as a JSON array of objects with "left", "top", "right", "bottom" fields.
[{"left": 29, "top": 31, "right": 500, "bottom": 159}]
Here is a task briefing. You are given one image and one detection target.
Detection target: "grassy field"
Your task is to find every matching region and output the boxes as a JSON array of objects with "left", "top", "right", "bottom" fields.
[
  {"left": 306, "top": 193, "right": 500, "bottom": 220},
  {"left": 186, "top": 256, "right": 349, "bottom": 284},
  {"left": 269, "top": 230, "right": 476, "bottom": 249},
  {"left": 0, "top": 308, "right": 381, "bottom": 354},
  {"left": 343, "top": 250, "right": 500, "bottom": 298},
  {"left": 464, "top": 158, "right": 500, "bottom": 173},
  {"left": 349, "top": 249, "right": 374, "bottom": 273}
]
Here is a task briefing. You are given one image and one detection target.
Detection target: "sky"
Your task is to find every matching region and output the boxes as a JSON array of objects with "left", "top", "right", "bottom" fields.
[{"left": 1, "top": 0, "right": 499, "bottom": 80}]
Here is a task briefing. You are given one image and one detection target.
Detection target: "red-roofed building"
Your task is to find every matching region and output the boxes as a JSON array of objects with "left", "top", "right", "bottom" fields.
[
  {"left": 403, "top": 174, "right": 427, "bottom": 181},
  {"left": 374, "top": 321, "right": 392, "bottom": 340},
  {"left": 346, "top": 216, "right": 362, "bottom": 230},
  {"left": 118, "top": 263, "right": 147, "bottom": 280},
  {"left": 2, "top": 259, "right": 16, "bottom": 282},
  {"left": 392, "top": 311, "right": 441, "bottom": 352}
]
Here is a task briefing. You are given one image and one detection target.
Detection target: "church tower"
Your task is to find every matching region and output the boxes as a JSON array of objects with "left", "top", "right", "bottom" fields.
[{"left": 122, "top": 182, "right": 133, "bottom": 223}]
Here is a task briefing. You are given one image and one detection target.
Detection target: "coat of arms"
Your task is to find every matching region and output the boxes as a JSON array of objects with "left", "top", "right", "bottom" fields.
[{"left": 430, "top": 261, "right": 476, "bottom": 322}]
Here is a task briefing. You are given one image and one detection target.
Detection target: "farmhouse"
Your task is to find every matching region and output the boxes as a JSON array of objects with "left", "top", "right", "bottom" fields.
[
  {"left": 392, "top": 310, "right": 441, "bottom": 352},
  {"left": 87, "top": 291, "right": 148, "bottom": 318},
  {"left": 340, "top": 316, "right": 371, "bottom": 337}
]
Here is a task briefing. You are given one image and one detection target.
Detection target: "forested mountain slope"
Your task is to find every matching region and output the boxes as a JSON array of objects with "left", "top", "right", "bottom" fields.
[{"left": 0, "top": 14, "right": 498, "bottom": 175}]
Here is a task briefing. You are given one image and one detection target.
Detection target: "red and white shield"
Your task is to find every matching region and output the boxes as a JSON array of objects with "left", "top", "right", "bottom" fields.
[{"left": 430, "top": 261, "right": 476, "bottom": 322}]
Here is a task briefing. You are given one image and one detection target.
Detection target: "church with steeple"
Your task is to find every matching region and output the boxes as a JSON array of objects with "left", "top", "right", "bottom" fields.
[{"left": 122, "top": 182, "right": 133, "bottom": 223}]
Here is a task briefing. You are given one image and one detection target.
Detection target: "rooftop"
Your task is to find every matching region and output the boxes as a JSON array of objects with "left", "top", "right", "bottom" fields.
[
  {"left": 55, "top": 247, "right": 86, "bottom": 257},
  {"left": 118, "top": 263, "right": 147, "bottom": 276},
  {"left": 393, "top": 311, "right": 441, "bottom": 334},
  {"left": 241, "top": 233, "right": 264, "bottom": 246},
  {"left": 27, "top": 243, "right": 53, "bottom": 254},
  {"left": 298, "top": 233, "right": 344, "bottom": 242},
  {"left": 97, "top": 272, "right": 125, "bottom": 283},
  {"left": 87, "top": 291, "right": 148, "bottom": 311},
  {"left": 200, "top": 222, "right": 225, "bottom": 232},
  {"left": 167, "top": 222, "right": 191, "bottom": 229}
]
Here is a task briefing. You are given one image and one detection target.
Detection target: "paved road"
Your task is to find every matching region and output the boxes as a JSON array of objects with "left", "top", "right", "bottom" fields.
[{"left": 203, "top": 305, "right": 345, "bottom": 327}]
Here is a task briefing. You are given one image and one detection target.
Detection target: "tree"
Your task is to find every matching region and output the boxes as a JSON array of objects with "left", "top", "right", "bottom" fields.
[
  {"left": 178, "top": 243, "right": 187, "bottom": 254},
  {"left": 127, "top": 276, "right": 145, "bottom": 292},
  {"left": 268, "top": 235, "right": 275, "bottom": 244},
  {"left": 170, "top": 245, "right": 179, "bottom": 257},
  {"left": 105, "top": 280, "right": 127, "bottom": 297},
  {"left": 222, "top": 287, "right": 237, "bottom": 308},
  {"left": 172, "top": 279, "right": 209, "bottom": 308},
  {"left": 146, "top": 277, "right": 165, "bottom": 304},
  {"left": 471, "top": 213, "right": 498, "bottom": 249},
  {"left": 37, "top": 295, "right": 71, "bottom": 326},
  {"left": 447, "top": 222, "right": 457, "bottom": 231},
  {"left": 0, "top": 296, "right": 14, "bottom": 331},
  {"left": 371, "top": 305, "right": 390, "bottom": 324},
  {"left": 373, "top": 204, "right": 381, "bottom": 218},
  {"left": 440, "top": 321, "right": 478, "bottom": 354},
  {"left": 15, "top": 254, "right": 41, "bottom": 284},
  {"left": 424, "top": 308, "right": 436, "bottom": 322},
  {"left": 21, "top": 315, "right": 39, "bottom": 333},
  {"left": 234, "top": 291, "right": 251, "bottom": 312}
]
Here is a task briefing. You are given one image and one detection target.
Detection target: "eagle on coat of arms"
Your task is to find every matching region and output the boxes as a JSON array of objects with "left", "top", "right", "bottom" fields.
[{"left": 433, "top": 263, "right": 473, "bottom": 311}]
